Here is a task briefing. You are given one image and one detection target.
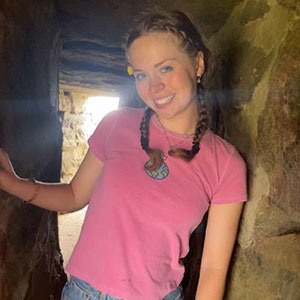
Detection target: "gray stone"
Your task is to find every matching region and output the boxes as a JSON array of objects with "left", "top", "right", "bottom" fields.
[{"left": 225, "top": 234, "right": 300, "bottom": 300}]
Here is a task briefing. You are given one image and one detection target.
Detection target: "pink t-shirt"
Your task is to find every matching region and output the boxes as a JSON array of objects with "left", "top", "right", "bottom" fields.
[{"left": 66, "top": 108, "right": 247, "bottom": 300}]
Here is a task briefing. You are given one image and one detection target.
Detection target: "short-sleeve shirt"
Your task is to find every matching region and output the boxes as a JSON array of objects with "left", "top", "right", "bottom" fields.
[{"left": 66, "top": 107, "right": 247, "bottom": 300}]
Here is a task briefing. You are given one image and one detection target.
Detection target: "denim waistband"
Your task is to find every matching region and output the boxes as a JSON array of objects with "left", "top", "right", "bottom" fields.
[{"left": 61, "top": 275, "right": 183, "bottom": 300}]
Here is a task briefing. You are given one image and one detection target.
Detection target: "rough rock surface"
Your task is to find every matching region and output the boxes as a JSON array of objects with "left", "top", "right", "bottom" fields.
[
  {"left": 59, "top": 90, "right": 91, "bottom": 183},
  {"left": 210, "top": 1, "right": 300, "bottom": 299},
  {"left": 0, "top": 1, "right": 67, "bottom": 299}
]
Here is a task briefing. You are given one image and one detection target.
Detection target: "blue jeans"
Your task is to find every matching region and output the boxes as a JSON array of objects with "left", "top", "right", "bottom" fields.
[{"left": 61, "top": 275, "right": 183, "bottom": 300}]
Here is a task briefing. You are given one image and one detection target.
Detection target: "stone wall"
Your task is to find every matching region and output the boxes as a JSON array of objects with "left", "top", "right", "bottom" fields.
[
  {"left": 197, "top": 0, "right": 300, "bottom": 299},
  {"left": 59, "top": 90, "right": 90, "bottom": 183},
  {"left": 0, "top": 1, "right": 66, "bottom": 300}
]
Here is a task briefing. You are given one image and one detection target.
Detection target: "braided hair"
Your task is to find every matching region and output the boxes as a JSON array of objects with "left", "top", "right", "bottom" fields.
[
  {"left": 139, "top": 107, "right": 164, "bottom": 171},
  {"left": 126, "top": 9, "right": 209, "bottom": 171}
]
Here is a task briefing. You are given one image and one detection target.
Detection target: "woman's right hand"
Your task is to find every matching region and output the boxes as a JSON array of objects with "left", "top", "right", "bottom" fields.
[{"left": 0, "top": 147, "right": 103, "bottom": 212}]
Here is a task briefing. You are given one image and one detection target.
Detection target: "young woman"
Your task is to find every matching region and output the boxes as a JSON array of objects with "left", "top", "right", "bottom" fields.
[{"left": 0, "top": 9, "right": 247, "bottom": 300}]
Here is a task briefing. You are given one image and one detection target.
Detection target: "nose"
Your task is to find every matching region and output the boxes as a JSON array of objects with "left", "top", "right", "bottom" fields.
[{"left": 148, "top": 76, "right": 165, "bottom": 94}]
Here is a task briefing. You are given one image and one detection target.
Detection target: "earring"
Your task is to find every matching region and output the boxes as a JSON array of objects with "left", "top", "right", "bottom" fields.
[{"left": 197, "top": 76, "right": 201, "bottom": 83}]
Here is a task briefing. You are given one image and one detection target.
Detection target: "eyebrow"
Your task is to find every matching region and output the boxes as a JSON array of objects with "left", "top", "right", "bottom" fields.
[
  {"left": 133, "top": 58, "right": 176, "bottom": 72},
  {"left": 154, "top": 58, "right": 176, "bottom": 68}
]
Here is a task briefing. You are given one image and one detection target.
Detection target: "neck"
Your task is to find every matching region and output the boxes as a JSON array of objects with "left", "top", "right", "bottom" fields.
[{"left": 156, "top": 104, "right": 199, "bottom": 136}]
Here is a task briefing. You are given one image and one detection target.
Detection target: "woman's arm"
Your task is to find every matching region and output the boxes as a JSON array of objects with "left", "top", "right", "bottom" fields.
[
  {"left": 195, "top": 202, "right": 244, "bottom": 300},
  {"left": 0, "top": 148, "right": 104, "bottom": 212}
]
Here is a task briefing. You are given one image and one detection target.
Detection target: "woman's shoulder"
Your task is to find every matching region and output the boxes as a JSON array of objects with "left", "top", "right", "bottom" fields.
[
  {"left": 106, "top": 107, "right": 145, "bottom": 121},
  {"left": 202, "top": 129, "right": 243, "bottom": 161},
  {"left": 200, "top": 130, "right": 246, "bottom": 190},
  {"left": 96, "top": 107, "right": 144, "bottom": 129}
]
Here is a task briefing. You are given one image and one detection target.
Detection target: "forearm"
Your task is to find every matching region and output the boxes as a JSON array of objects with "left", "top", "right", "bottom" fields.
[
  {"left": 1, "top": 173, "right": 79, "bottom": 212},
  {"left": 195, "top": 268, "right": 227, "bottom": 300}
]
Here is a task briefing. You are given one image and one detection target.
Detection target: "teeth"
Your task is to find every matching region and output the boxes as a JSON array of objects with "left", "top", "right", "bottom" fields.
[{"left": 156, "top": 95, "right": 173, "bottom": 104}]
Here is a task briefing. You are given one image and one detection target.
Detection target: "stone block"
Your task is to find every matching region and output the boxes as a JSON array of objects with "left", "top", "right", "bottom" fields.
[{"left": 225, "top": 234, "right": 300, "bottom": 300}]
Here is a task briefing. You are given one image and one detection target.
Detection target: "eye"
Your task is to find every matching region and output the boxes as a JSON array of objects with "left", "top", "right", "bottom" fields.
[
  {"left": 134, "top": 73, "right": 146, "bottom": 81},
  {"left": 161, "top": 66, "right": 173, "bottom": 73}
]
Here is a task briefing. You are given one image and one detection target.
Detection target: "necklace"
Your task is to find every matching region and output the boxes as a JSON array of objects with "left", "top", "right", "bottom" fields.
[
  {"left": 144, "top": 155, "right": 169, "bottom": 180},
  {"left": 144, "top": 116, "right": 192, "bottom": 181},
  {"left": 156, "top": 116, "right": 192, "bottom": 156}
]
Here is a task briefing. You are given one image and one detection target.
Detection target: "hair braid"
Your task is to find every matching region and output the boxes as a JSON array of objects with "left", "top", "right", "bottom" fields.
[
  {"left": 190, "top": 82, "right": 207, "bottom": 155},
  {"left": 140, "top": 107, "right": 164, "bottom": 171},
  {"left": 191, "top": 99, "right": 208, "bottom": 156},
  {"left": 168, "top": 83, "right": 208, "bottom": 161},
  {"left": 139, "top": 24, "right": 201, "bottom": 60},
  {"left": 140, "top": 107, "right": 153, "bottom": 151}
]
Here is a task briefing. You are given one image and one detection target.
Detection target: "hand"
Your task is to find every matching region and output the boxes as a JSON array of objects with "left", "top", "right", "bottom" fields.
[{"left": 0, "top": 148, "right": 19, "bottom": 190}]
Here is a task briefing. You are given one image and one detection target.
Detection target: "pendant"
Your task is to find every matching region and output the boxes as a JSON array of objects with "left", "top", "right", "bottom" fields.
[{"left": 144, "top": 160, "right": 169, "bottom": 180}]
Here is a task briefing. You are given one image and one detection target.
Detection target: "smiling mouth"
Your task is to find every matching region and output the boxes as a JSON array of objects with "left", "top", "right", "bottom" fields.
[{"left": 155, "top": 95, "right": 174, "bottom": 105}]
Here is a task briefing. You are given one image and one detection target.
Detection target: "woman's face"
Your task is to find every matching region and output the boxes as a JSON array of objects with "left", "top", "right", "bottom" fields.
[{"left": 127, "top": 32, "right": 204, "bottom": 129}]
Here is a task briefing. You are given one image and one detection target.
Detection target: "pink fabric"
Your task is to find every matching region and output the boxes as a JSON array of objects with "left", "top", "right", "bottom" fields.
[{"left": 66, "top": 108, "right": 247, "bottom": 300}]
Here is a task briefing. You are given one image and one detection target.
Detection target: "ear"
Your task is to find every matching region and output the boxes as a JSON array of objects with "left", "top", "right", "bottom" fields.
[{"left": 196, "top": 51, "right": 205, "bottom": 77}]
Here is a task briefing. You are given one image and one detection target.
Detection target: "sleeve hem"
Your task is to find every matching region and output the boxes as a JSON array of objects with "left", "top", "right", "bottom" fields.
[
  {"left": 88, "top": 139, "right": 106, "bottom": 162},
  {"left": 210, "top": 198, "right": 247, "bottom": 205}
]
